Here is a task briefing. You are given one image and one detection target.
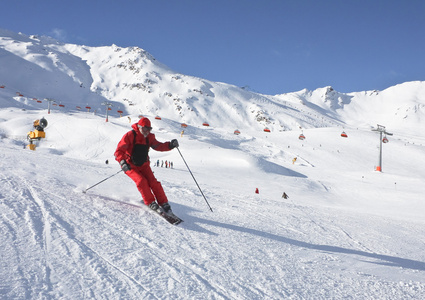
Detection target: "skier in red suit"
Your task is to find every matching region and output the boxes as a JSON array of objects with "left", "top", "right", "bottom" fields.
[{"left": 114, "top": 117, "right": 179, "bottom": 213}]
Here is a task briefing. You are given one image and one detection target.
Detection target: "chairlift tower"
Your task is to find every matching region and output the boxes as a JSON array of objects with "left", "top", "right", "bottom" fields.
[
  {"left": 371, "top": 124, "right": 393, "bottom": 172},
  {"left": 44, "top": 98, "right": 55, "bottom": 114},
  {"left": 102, "top": 102, "right": 113, "bottom": 122}
]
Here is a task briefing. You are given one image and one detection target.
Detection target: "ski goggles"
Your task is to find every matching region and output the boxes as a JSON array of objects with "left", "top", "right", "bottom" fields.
[{"left": 138, "top": 125, "right": 152, "bottom": 132}]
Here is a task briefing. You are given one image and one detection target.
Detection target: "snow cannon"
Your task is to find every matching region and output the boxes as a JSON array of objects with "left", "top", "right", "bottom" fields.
[
  {"left": 37, "top": 117, "right": 48, "bottom": 129},
  {"left": 28, "top": 117, "right": 48, "bottom": 139},
  {"left": 27, "top": 118, "right": 48, "bottom": 150}
]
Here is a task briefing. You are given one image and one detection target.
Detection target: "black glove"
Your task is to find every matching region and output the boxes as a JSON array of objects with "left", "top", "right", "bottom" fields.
[
  {"left": 169, "top": 139, "right": 179, "bottom": 149},
  {"left": 120, "top": 160, "right": 131, "bottom": 173}
]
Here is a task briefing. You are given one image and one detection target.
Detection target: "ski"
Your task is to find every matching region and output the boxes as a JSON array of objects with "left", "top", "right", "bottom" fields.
[
  {"left": 86, "top": 193, "right": 183, "bottom": 225},
  {"left": 149, "top": 208, "right": 183, "bottom": 225}
]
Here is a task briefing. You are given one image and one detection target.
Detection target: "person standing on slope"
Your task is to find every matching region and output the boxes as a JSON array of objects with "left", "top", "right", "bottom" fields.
[{"left": 114, "top": 117, "right": 179, "bottom": 213}]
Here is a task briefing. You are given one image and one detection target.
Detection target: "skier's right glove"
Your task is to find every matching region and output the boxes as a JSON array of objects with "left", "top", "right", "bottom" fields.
[{"left": 120, "top": 160, "right": 131, "bottom": 173}]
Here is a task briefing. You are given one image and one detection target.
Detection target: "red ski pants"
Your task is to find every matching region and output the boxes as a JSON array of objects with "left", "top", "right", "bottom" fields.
[{"left": 125, "top": 163, "right": 168, "bottom": 206}]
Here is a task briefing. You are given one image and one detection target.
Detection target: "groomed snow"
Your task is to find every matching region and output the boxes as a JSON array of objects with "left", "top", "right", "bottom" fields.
[{"left": 1, "top": 29, "right": 425, "bottom": 299}]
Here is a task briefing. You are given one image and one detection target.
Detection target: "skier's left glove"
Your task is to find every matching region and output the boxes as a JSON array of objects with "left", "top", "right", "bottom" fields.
[{"left": 169, "top": 139, "right": 179, "bottom": 149}]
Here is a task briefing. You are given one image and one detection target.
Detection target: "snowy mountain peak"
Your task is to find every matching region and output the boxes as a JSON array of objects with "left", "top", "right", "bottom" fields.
[{"left": 1, "top": 28, "right": 425, "bottom": 133}]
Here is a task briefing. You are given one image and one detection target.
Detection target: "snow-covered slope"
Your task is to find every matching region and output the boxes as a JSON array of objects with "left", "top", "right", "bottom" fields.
[
  {"left": 3, "top": 28, "right": 424, "bottom": 134},
  {"left": 1, "top": 29, "right": 425, "bottom": 299}
]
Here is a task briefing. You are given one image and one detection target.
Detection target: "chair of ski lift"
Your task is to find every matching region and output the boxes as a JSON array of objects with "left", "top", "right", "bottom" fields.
[
  {"left": 299, "top": 133, "right": 305, "bottom": 140},
  {"left": 341, "top": 131, "right": 348, "bottom": 138}
]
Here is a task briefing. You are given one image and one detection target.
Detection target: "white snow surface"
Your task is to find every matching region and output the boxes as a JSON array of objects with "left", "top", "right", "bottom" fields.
[{"left": 1, "top": 29, "right": 425, "bottom": 299}]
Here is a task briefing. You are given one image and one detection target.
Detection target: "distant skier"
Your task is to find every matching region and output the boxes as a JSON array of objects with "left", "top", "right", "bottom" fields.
[{"left": 114, "top": 117, "right": 179, "bottom": 213}]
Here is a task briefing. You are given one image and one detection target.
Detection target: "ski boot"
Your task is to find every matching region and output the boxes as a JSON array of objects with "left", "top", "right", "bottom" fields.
[
  {"left": 161, "top": 203, "right": 172, "bottom": 214},
  {"left": 148, "top": 202, "right": 164, "bottom": 213}
]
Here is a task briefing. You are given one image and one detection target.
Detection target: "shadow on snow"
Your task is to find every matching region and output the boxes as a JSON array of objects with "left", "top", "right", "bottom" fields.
[{"left": 93, "top": 195, "right": 425, "bottom": 272}]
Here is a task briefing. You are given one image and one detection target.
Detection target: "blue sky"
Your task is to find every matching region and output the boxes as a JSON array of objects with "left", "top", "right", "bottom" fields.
[{"left": 2, "top": 0, "right": 424, "bottom": 94}]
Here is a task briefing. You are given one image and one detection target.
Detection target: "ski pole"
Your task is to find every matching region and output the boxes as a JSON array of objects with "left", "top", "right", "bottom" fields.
[
  {"left": 83, "top": 169, "right": 123, "bottom": 193},
  {"left": 177, "top": 147, "right": 213, "bottom": 212}
]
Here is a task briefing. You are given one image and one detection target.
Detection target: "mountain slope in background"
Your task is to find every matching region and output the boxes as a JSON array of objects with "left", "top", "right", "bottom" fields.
[
  {"left": 2, "top": 28, "right": 424, "bottom": 134},
  {"left": 1, "top": 29, "right": 425, "bottom": 299}
]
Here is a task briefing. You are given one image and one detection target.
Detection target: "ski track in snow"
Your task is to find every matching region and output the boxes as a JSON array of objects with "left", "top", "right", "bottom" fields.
[{"left": 2, "top": 139, "right": 425, "bottom": 299}]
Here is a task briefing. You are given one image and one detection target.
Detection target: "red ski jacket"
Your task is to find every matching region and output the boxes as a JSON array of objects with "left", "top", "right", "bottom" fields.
[{"left": 114, "top": 123, "right": 171, "bottom": 167}]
